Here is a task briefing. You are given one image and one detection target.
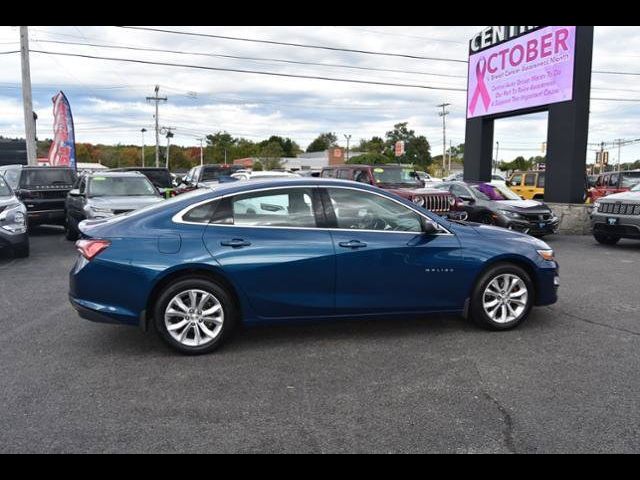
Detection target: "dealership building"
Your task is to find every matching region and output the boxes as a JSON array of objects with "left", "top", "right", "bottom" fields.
[{"left": 233, "top": 147, "right": 363, "bottom": 171}]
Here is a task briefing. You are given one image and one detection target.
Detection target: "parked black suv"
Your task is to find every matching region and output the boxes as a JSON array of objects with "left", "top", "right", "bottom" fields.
[{"left": 0, "top": 165, "right": 76, "bottom": 227}]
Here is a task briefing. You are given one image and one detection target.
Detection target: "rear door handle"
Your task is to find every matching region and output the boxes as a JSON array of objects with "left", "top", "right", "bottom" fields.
[
  {"left": 220, "top": 239, "right": 251, "bottom": 248},
  {"left": 338, "top": 240, "right": 367, "bottom": 249}
]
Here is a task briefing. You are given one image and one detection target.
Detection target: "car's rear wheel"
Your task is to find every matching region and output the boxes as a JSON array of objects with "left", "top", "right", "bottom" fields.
[
  {"left": 153, "top": 277, "right": 237, "bottom": 354},
  {"left": 594, "top": 233, "right": 620, "bottom": 245},
  {"left": 470, "top": 264, "right": 533, "bottom": 330}
]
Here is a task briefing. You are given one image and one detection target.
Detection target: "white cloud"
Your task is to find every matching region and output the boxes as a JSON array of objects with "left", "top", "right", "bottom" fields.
[{"left": 0, "top": 25, "right": 639, "bottom": 163}]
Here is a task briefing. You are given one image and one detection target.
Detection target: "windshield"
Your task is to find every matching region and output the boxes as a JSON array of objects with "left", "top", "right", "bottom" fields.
[
  {"left": 20, "top": 168, "right": 75, "bottom": 187},
  {"left": 0, "top": 176, "right": 12, "bottom": 196},
  {"left": 471, "top": 183, "right": 521, "bottom": 201},
  {"left": 88, "top": 176, "right": 158, "bottom": 197},
  {"left": 631, "top": 183, "right": 640, "bottom": 192},
  {"left": 372, "top": 167, "right": 420, "bottom": 186},
  {"left": 140, "top": 169, "right": 172, "bottom": 188},
  {"left": 201, "top": 166, "right": 242, "bottom": 181},
  {"left": 621, "top": 171, "right": 640, "bottom": 188}
]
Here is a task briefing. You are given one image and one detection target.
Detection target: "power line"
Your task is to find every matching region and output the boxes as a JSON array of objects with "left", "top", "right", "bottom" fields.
[
  {"left": 115, "top": 26, "right": 469, "bottom": 64},
  {"left": 32, "top": 39, "right": 468, "bottom": 80},
  {"left": 27, "top": 49, "right": 468, "bottom": 92},
  {"left": 331, "top": 26, "right": 466, "bottom": 45}
]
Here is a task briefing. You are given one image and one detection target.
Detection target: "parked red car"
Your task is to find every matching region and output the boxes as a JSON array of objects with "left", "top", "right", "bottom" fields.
[
  {"left": 320, "top": 164, "right": 462, "bottom": 217},
  {"left": 588, "top": 170, "right": 640, "bottom": 203}
]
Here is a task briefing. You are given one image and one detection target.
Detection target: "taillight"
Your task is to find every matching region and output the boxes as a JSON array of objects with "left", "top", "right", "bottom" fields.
[{"left": 75, "top": 239, "right": 111, "bottom": 261}]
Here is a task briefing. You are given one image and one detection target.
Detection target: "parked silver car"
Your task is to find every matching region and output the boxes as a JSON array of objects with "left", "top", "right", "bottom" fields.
[
  {"left": 64, "top": 171, "right": 164, "bottom": 240},
  {"left": 591, "top": 183, "right": 640, "bottom": 245},
  {"left": 0, "top": 174, "right": 29, "bottom": 257}
]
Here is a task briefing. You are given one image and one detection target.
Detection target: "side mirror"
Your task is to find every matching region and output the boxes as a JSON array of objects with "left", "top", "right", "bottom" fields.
[
  {"left": 421, "top": 218, "right": 438, "bottom": 235},
  {"left": 69, "top": 189, "right": 82, "bottom": 197},
  {"left": 505, "top": 180, "right": 513, "bottom": 187}
]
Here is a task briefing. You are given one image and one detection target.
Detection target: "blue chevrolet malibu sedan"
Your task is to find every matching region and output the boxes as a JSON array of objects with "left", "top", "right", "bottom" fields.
[{"left": 69, "top": 178, "right": 559, "bottom": 354}]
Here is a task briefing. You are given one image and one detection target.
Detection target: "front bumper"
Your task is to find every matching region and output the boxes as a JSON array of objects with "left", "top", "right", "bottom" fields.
[
  {"left": 500, "top": 216, "right": 559, "bottom": 236},
  {"left": 591, "top": 216, "right": 640, "bottom": 239},
  {"left": 0, "top": 230, "right": 29, "bottom": 249},
  {"left": 27, "top": 209, "right": 65, "bottom": 225}
]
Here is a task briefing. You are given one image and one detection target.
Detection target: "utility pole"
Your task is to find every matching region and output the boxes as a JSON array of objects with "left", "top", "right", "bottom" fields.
[
  {"left": 146, "top": 85, "right": 167, "bottom": 168},
  {"left": 224, "top": 149, "right": 227, "bottom": 165},
  {"left": 599, "top": 141, "right": 605, "bottom": 174},
  {"left": 20, "top": 26, "right": 37, "bottom": 166},
  {"left": 615, "top": 138, "right": 623, "bottom": 172},
  {"left": 448, "top": 140, "right": 452, "bottom": 173},
  {"left": 198, "top": 138, "right": 204, "bottom": 166},
  {"left": 494, "top": 141, "right": 500, "bottom": 173},
  {"left": 140, "top": 128, "right": 147, "bottom": 167},
  {"left": 344, "top": 134, "right": 352, "bottom": 162},
  {"left": 437, "top": 103, "right": 450, "bottom": 176}
]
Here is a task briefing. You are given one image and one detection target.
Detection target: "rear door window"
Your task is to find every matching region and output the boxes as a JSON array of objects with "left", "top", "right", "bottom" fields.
[
  {"left": 524, "top": 174, "right": 536, "bottom": 187},
  {"left": 230, "top": 188, "right": 317, "bottom": 228},
  {"left": 537, "top": 173, "right": 546, "bottom": 188}
]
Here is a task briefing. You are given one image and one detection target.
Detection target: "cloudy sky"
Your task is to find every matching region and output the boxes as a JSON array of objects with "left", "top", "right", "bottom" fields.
[{"left": 1, "top": 26, "right": 639, "bottom": 164}]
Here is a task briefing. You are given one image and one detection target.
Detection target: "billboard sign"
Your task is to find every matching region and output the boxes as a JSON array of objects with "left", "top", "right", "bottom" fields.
[
  {"left": 47, "top": 91, "right": 77, "bottom": 169},
  {"left": 394, "top": 141, "right": 405, "bottom": 157},
  {"left": 467, "top": 26, "right": 576, "bottom": 119}
]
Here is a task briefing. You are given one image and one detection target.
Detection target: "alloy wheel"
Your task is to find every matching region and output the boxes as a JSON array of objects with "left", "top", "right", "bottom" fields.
[
  {"left": 164, "top": 289, "right": 224, "bottom": 347},
  {"left": 482, "top": 274, "right": 528, "bottom": 324}
]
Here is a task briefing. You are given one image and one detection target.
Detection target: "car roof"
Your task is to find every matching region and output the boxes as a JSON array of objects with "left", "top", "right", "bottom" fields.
[
  {"left": 199, "top": 177, "right": 393, "bottom": 196},
  {"left": 323, "top": 164, "right": 407, "bottom": 169},
  {"left": 86, "top": 171, "right": 148, "bottom": 178},
  {"left": 0, "top": 164, "right": 74, "bottom": 170},
  {"left": 110, "top": 167, "right": 168, "bottom": 172}
]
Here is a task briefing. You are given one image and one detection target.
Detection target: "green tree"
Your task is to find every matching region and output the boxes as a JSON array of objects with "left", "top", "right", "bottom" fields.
[
  {"left": 258, "top": 141, "right": 285, "bottom": 170},
  {"left": 306, "top": 132, "right": 337, "bottom": 152},
  {"left": 259, "top": 136, "right": 301, "bottom": 158},
  {"left": 348, "top": 152, "right": 391, "bottom": 165},
  {"left": 384, "top": 123, "right": 432, "bottom": 166},
  {"left": 357, "top": 136, "right": 385, "bottom": 154},
  {"left": 206, "top": 131, "right": 237, "bottom": 163}
]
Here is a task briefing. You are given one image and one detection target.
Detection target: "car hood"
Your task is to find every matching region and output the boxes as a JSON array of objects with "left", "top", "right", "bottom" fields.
[
  {"left": 0, "top": 195, "right": 20, "bottom": 208},
  {"left": 598, "top": 191, "right": 640, "bottom": 202},
  {"left": 386, "top": 186, "right": 448, "bottom": 196},
  {"left": 496, "top": 199, "right": 550, "bottom": 212},
  {"left": 471, "top": 223, "right": 551, "bottom": 249},
  {"left": 87, "top": 196, "right": 163, "bottom": 210}
]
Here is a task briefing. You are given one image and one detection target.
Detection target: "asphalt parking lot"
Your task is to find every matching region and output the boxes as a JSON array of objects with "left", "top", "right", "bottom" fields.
[{"left": 1, "top": 228, "right": 639, "bottom": 453}]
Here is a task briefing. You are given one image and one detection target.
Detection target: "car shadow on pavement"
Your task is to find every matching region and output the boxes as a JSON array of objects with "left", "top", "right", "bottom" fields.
[{"left": 79, "top": 310, "right": 556, "bottom": 357}]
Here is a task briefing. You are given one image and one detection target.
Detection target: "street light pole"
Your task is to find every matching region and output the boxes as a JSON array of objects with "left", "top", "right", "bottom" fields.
[
  {"left": 141, "top": 128, "right": 147, "bottom": 167},
  {"left": 344, "top": 134, "right": 351, "bottom": 162},
  {"left": 198, "top": 138, "right": 204, "bottom": 166},
  {"left": 165, "top": 130, "right": 174, "bottom": 169}
]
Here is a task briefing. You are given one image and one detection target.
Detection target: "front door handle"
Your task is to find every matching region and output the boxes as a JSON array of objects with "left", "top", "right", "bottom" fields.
[
  {"left": 220, "top": 239, "right": 251, "bottom": 248},
  {"left": 338, "top": 240, "right": 367, "bottom": 249}
]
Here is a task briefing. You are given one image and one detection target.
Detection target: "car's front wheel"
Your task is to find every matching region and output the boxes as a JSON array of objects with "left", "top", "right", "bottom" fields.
[
  {"left": 593, "top": 233, "right": 620, "bottom": 245},
  {"left": 470, "top": 264, "right": 533, "bottom": 330},
  {"left": 64, "top": 216, "right": 79, "bottom": 241},
  {"left": 153, "top": 277, "right": 237, "bottom": 354}
]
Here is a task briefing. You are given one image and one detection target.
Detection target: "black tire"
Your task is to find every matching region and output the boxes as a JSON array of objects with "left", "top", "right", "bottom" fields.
[
  {"left": 469, "top": 263, "right": 534, "bottom": 331},
  {"left": 479, "top": 213, "right": 495, "bottom": 225},
  {"left": 13, "top": 241, "right": 30, "bottom": 258},
  {"left": 594, "top": 233, "right": 620, "bottom": 245},
  {"left": 64, "top": 216, "right": 79, "bottom": 241},
  {"left": 153, "top": 277, "right": 238, "bottom": 355}
]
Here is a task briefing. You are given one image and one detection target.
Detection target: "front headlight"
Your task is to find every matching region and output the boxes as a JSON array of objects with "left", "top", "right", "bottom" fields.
[
  {"left": 593, "top": 201, "right": 601, "bottom": 211},
  {"left": 412, "top": 196, "right": 426, "bottom": 207},
  {"left": 86, "top": 206, "right": 114, "bottom": 218},
  {"left": 537, "top": 249, "right": 555, "bottom": 261},
  {"left": 498, "top": 209, "right": 523, "bottom": 219},
  {"left": 0, "top": 205, "right": 27, "bottom": 234}
]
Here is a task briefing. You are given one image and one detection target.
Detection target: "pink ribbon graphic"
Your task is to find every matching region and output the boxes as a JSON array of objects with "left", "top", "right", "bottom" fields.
[{"left": 469, "top": 58, "right": 491, "bottom": 116}]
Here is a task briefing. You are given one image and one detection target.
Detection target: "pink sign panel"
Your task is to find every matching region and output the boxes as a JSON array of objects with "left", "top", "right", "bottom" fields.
[{"left": 467, "top": 26, "right": 576, "bottom": 119}]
